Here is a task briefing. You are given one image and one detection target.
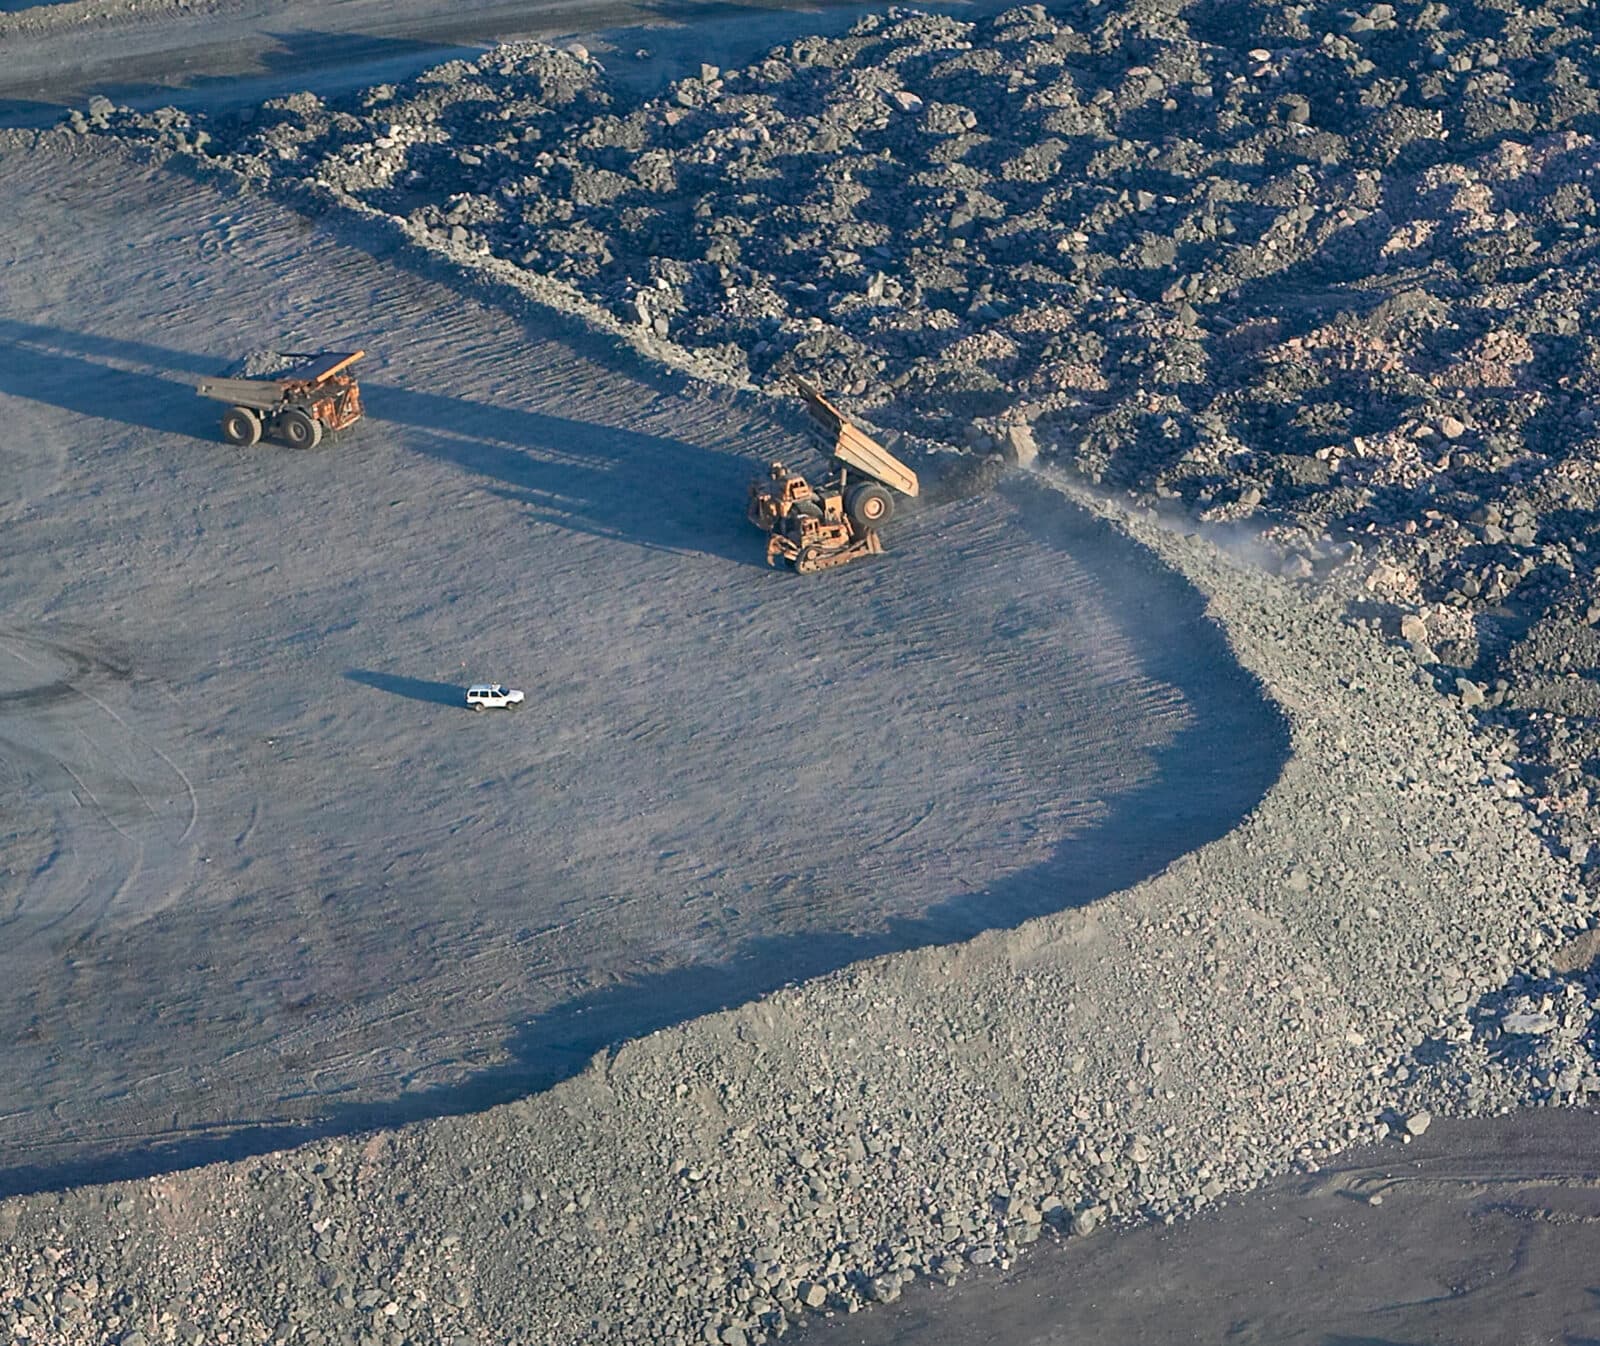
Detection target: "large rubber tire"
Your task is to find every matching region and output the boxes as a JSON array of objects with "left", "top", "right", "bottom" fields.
[
  {"left": 846, "top": 482, "right": 893, "bottom": 530},
  {"left": 472, "top": 702, "right": 485, "bottom": 712},
  {"left": 221, "top": 406, "right": 262, "bottom": 447},
  {"left": 279, "top": 409, "right": 323, "bottom": 450}
]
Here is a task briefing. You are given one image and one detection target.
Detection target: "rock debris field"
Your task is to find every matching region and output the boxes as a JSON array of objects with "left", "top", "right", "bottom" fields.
[{"left": 9, "top": 0, "right": 1600, "bottom": 1340}]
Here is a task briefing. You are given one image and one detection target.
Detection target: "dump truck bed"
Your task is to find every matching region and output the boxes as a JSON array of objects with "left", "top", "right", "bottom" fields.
[
  {"left": 278, "top": 350, "right": 365, "bottom": 385},
  {"left": 195, "top": 350, "right": 365, "bottom": 408},
  {"left": 792, "top": 377, "right": 919, "bottom": 498}
]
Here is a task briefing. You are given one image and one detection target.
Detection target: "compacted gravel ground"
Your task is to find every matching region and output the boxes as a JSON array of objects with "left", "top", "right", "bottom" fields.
[
  {"left": 10, "top": 0, "right": 1600, "bottom": 1339},
  {"left": 0, "top": 459, "right": 1588, "bottom": 1345}
]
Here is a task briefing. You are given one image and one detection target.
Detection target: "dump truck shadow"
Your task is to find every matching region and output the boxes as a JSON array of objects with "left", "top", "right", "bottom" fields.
[
  {"left": 0, "top": 319, "right": 760, "bottom": 564},
  {"left": 0, "top": 327, "right": 204, "bottom": 438},
  {"left": 371, "top": 382, "right": 765, "bottom": 567}
]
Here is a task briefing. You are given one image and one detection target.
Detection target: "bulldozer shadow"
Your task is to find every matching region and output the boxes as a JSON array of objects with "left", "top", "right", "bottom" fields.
[{"left": 376, "top": 397, "right": 767, "bottom": 567}]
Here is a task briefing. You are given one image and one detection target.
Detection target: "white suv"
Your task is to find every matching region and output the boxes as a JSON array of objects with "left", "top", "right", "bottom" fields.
[{"left": 466, "top": 683, "right": 524, "bottom": 711}]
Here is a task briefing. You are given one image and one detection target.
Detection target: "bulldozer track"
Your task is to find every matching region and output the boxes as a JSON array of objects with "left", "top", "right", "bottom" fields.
[{"left": 795, "top": 541, "right": 872, "bottom": 574}]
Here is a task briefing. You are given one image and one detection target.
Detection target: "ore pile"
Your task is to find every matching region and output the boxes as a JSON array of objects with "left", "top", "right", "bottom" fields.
[
  {"left": 83, "top": 0, "right": 1600, "bottom": 1125},
  {"left": 34, "top": 4, "right": 1600, "bottom": 1337}
]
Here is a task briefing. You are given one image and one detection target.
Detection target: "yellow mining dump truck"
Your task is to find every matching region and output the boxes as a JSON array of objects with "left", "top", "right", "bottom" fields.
[
  {"left": 195, "top": 350, "right": 366, "bottom": 448},
  {"left": 748, "top": 377, "right": 920, "bottom": 574}
]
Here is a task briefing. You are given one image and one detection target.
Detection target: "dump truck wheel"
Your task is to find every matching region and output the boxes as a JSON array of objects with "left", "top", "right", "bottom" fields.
[
  {"left": 221, "top": 406, "right": 262, "bottom": 447},
  {"left": 279, "top": 409, "right": 322, "bottom": 449},
  {"left": 846, "top": 482, "right": 893, "bottom": 530}
]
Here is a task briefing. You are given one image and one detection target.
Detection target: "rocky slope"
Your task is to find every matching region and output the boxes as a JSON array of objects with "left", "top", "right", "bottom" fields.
[{"left": 14, "top": 0, "right": 1600, "bottom": 1339}]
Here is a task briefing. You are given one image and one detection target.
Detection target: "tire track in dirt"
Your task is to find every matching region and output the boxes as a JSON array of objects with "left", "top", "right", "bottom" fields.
[
  {"left": 0, "top": 137, "right": 1284, "bottom": 1195},
  {"left": 0, "top": 628, "right": 201, "bottom": 941}
]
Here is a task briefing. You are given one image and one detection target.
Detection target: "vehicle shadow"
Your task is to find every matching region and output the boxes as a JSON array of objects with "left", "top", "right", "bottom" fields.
[
  {"left": 0, "top": 327, "right": 204, "bottom": 438},
  {"left": 0, "top": 318, "right": 763, "bottom": 565},
  {"left": 0, "top": 473, "right": 1291, "bottom": 1199},
  {"left": 343, "top": 670, "right": 464, "bottom": 707}
]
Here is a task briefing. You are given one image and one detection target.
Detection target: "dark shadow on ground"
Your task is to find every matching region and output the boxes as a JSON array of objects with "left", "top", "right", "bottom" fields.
[
  {"left": 344, "top": 670, "right": 464, "bottom": 707},
  {"left": 1319, "top": 1338, "right": 1421, "bottom": 1346},
  {"left": 0, "top": 329, "right": 203, "bottom": 438},
  {"left": 0, "top": 318, "right": 761, "bottom": 565},
  {"left": 0, "top": 454, "right": 1289, "bottom": 1197},
  {"left": 0, "top": 98, "right": 59, "bottom": 124}
]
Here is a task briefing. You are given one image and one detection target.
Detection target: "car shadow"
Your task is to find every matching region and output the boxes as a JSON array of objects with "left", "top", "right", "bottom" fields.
[{"left": 343, "top": 670, "right": 464, "bottom": 707}]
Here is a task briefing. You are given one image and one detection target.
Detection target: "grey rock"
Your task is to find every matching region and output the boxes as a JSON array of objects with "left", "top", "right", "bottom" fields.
[
  {"left": 1503, "top": 1011, "right": 1557, "bottom": 1035},
  {"left": 1002, "top": 422, "right": 1039, "bottom": 469}
]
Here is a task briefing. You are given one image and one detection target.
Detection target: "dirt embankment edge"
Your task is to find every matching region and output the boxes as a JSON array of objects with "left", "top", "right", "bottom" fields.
[{"left": 0, "top": 464, "right": 1577, "bottom": 1346}]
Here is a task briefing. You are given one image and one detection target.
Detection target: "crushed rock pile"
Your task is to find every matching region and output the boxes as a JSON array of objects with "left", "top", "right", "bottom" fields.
[
  {"left": 47, "top": 0, "right": 1600, "bottom": 1338},
  {"left": 82, "top": 1, "right": 1600, "bottom": 857}
]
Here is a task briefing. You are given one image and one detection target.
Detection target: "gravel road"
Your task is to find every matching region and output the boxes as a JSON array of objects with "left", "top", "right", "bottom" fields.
[{"left": 0, "top": 0, "right": 895, "bottom": 127}]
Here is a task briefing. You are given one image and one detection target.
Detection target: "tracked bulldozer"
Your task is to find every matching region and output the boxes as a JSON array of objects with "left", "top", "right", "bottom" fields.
[{"left": 749, "top": 378, "right": 920, "bottom": 574}]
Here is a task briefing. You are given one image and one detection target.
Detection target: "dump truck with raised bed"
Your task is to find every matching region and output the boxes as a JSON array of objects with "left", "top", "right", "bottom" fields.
[
  {"left": 195, "top": 350, "right": 366, "bottom": 448},
  {"left": 749, "top": 378, "right": 920, "bottom": 574}
]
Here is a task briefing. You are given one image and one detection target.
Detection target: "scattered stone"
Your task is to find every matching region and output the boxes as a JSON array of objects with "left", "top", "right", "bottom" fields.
[{"left": 1503, "top": 1011, "right": 1557, "bottom": 1035}]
